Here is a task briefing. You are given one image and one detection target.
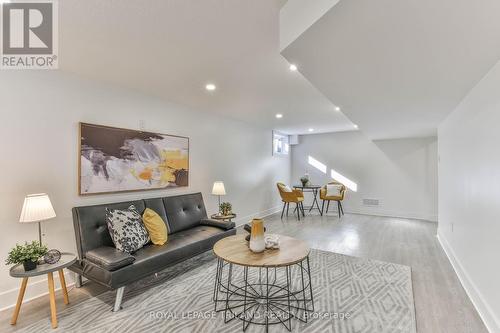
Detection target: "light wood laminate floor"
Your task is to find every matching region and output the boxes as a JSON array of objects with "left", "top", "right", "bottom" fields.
[{"left": 0, "top": 212, "right": 487, "bottom": 333}]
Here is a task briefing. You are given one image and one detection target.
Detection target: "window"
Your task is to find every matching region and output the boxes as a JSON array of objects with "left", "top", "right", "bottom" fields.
[{"left": 273, "top": 132, "right": 289, "bottom": 155}]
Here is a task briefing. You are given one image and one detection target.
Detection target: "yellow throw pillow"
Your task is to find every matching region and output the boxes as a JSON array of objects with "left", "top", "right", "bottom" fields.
[{"left": 142, "top": 208, "right": 168, "bottom": 246}]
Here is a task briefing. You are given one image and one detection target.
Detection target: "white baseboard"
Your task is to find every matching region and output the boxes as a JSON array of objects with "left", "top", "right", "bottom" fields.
[
  {"left": 437, "top": 232, "right": 499, "bottom": 333},
  {"left": 234, "top": 205, "right": 281, "bottom": 227},
  {"left": 233, "top": 204, "right": 438, "bottom": 224},
  {"left": 345, "top": 208, "right": 438, "bottom": 223},
  {"left": 0, "top": 270, "right": 75, "bottom": 312}
]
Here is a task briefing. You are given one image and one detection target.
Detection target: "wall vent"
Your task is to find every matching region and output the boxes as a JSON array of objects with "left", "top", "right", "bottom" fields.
[{"left": 363, "top": 198, "right": 380, "bottom": 206}]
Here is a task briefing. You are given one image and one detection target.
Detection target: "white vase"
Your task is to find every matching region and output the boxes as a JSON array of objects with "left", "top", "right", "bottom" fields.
[
  {"left": 249, "top": 219, "right": 266, "bottom": 253},
  {"left": 250, "top": 235, "right": 266, "bottom": 253}
]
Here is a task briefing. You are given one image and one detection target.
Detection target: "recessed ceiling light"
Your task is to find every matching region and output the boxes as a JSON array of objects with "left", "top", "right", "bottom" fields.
[
  {"left": 353, "top": 124, "right": 359, "bottom": 129},
  {"left": 289, "top": 64, "right": 298, "bottom": 71},
  {"left": 275, "top": 114, "right": 283, "bottom": 119},
  {"left": 335, "top": 106, "right": 341, "bottom": 111},
  {"left": 308, "top": 128, "right": 314, "bottom": 132},
  {"left": 205, "top": 83, "right": 216, "bottom": 91}
]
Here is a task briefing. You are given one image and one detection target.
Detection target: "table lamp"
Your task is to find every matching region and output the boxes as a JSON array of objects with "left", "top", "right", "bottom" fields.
[
  {"left": 211, "top": 181, "right": 226, "bottom": 215},
  {"left": 19, "top": 193, "right": 56, "bottom": 245}
]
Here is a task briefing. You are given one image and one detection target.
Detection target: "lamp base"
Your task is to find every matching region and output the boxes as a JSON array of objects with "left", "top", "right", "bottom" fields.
[{"left": 38, "top": 221, "right": 43, "bottom": 246}]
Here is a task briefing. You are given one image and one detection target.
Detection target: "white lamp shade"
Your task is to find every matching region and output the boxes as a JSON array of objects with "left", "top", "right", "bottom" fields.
[
  {"left": 212, "top": 181, "right": 226, "bottom": 196},
  {"left": 19, "top": 193, "right": 56, "bottom": 223}
]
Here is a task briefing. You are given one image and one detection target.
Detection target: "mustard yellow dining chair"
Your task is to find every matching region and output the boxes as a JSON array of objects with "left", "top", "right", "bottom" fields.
[
  {"left": 277, "top": 182, "right": 305, "bottom": 220},
  {"left": 320, "top": 181, "right": 346, "bottom": 218}
]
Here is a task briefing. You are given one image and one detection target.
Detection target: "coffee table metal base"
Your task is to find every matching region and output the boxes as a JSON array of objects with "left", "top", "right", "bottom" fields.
[{"left": 213, "top": 257, "right": 314, "bottom": 332}]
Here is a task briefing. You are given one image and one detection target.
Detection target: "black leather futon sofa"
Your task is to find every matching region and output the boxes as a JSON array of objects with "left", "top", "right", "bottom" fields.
[{"left": 69, "top": 192, "right": 236, "bottom": 311}]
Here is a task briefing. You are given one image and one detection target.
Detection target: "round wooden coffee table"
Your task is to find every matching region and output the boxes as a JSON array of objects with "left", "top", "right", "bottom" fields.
[{"left": 212, "top": 234, "right": 314, "bottom": 332}]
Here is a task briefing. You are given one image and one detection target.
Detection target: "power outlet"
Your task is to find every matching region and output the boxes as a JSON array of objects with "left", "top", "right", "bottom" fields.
[{"left": 139, "top": 119, "right": 145, "bottom": 131}]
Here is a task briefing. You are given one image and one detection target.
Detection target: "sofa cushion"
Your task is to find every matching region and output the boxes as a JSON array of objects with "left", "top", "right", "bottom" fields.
[
  {"left": 79, "top": 226, "right": 236, "bottom": 289},
  {"left": 132, "top": 225, "right": 226, "bottom": 265},
  {"left": 86, "top": 246, "right": 135, "bottom": 271},
  {"left": 126, "top": 226, "right": 234, "bottom": 280},
  {"left": 142, "top": 208, "right": 168, "bottom": 245},
  {"left": 105, "top": 205, "right": 150, "bottom": 253},
  {"left": 144, "top": 198, "right": 170, "bottom": 233},
  {"left": 73, "top": 200, "right": 145, "bottom": 257},
  {"left": 326, "top": 184, "right": 343, "bottom": 197},
  {"left": 163, "top": 193, "right": 208, "bottom": 234}
]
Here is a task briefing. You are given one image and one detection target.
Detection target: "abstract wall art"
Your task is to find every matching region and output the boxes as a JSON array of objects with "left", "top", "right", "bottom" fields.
[{"left": 79, "top": 123, "right": 189, "bottom": 195}]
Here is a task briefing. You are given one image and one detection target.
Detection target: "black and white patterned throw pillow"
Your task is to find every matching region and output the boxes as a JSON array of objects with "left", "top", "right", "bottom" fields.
[{"left": 105, "top": 205, "right": 150, "bottom": 253}]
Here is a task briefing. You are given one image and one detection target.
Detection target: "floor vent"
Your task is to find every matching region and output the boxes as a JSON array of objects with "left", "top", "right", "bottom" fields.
[{"left": 363, "top": 198, "right": 380, "bottom": 206}]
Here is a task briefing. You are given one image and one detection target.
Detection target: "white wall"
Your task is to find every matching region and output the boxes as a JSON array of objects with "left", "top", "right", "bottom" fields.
[
  {"left": 438, "top": 60, "right": 500, "bottom": 332},
  {"left": 291, "top": 131, "right": 438, "bottom": 221},
  {"left": 280, "top": 0, "right": 340, "bottom": 51},
  {"left": 0, "top": 71, "right": 290, "bottom": 310}
]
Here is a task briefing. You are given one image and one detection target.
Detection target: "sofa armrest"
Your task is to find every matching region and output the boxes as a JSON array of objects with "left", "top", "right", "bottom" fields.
[
  {"left": 200, "top": 218, "right": 235, "bottom": 230},
  {"left": 85, "top": 246, "right": 135, "bottom": 271}
]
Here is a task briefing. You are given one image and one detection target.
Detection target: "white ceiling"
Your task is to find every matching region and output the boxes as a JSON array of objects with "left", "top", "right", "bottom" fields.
[
  {"left": 281, "top": 0, "right": 500, "bottom": 139},
  {"left": 58, "top": 0, "right": 355, "bottom": 135}
]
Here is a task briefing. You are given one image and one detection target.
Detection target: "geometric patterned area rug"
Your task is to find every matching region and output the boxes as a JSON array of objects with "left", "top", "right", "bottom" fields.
[{"left": 18, "top": 249, "right": 416, "bottom": 333}]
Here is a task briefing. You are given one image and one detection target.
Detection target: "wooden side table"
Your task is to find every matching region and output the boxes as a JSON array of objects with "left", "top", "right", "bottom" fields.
[
  {"left": 9, "top": 253, "right": 77, "bottom": 329},
  {"left": 210, "top": 213, "right": 237, "bottom": 222}
]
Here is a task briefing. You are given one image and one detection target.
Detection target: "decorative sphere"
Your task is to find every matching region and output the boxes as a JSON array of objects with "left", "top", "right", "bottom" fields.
[{"left": 44, "top": 249, "right": 61, "bottom": 264}]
